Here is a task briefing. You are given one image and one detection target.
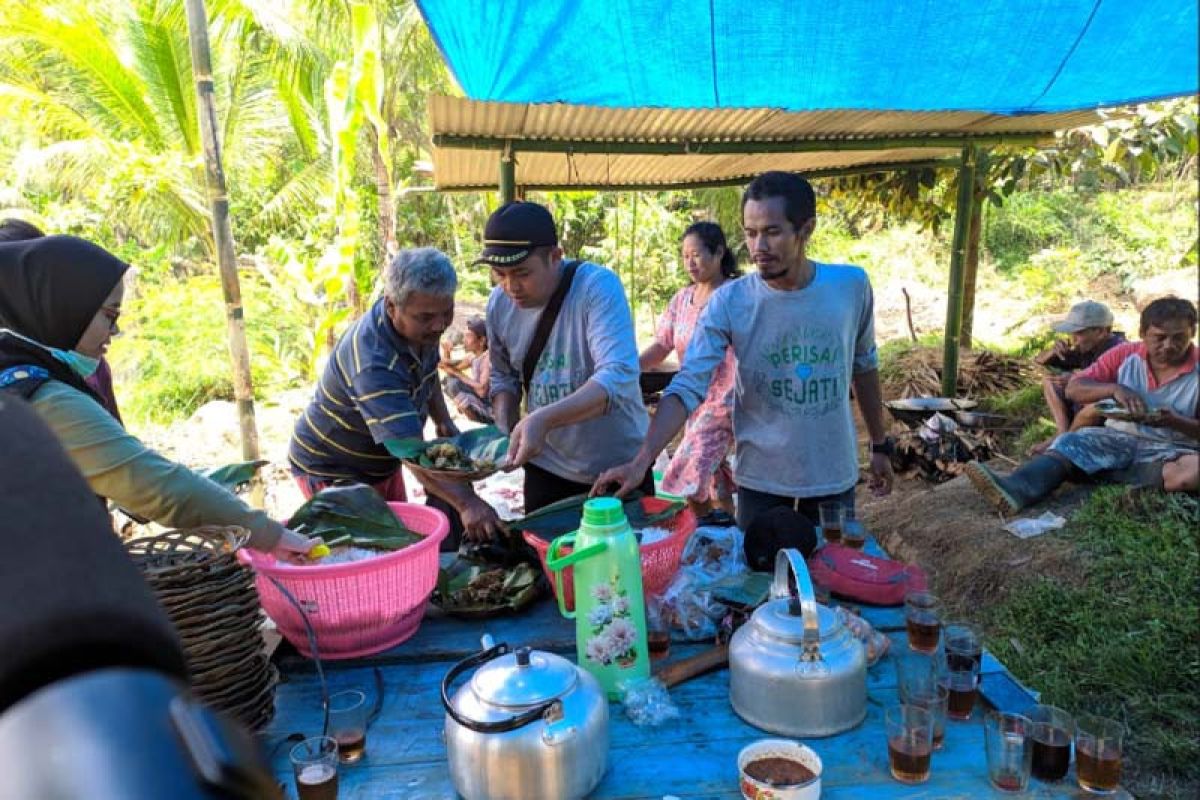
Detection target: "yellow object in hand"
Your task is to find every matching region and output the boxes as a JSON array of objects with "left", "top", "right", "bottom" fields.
[{"left": 308, "top": 542, "right": 331, "bottom": 559}]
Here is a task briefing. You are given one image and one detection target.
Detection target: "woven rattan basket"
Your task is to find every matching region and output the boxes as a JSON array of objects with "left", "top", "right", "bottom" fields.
[{"left": 125, "top": 526, "right": 276, "bottom": 730}]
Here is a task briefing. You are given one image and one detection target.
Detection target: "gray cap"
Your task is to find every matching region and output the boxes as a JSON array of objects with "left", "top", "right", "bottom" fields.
[{"left": 1052, "top": 300, "right": 1114, "bottom": 333}]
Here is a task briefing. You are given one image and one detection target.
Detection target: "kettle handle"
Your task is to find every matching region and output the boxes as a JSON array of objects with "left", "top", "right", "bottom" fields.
[
  {"left": 441, "top": 642, "right": 560, "bottom": 734},
  {"left": 771, "top": 548, "right": 822, "bottom": 655}
]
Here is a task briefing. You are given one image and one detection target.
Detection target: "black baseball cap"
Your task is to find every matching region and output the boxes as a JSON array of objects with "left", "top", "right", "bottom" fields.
[{"left": 473, "top": 201, "right": 558, "bottom": 268}]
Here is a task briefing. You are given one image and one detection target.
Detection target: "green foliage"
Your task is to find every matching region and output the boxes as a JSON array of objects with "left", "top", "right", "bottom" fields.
[
  {"left": 110, "top": 272, "right": 309, "bottom": 422},
  {"left": 984, "top": 489, "right": 1200, "bottom": 798}
]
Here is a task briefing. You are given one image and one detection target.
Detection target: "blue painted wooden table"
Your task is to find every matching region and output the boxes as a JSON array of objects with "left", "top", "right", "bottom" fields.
[{"left": 263, "top": 543, "right": 1106, "bottom": 799}]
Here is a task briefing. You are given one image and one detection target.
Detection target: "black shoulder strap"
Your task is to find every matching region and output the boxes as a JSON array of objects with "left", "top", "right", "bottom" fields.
[{"left": 522, "top": 259, "right": 580, "bottom": 398}]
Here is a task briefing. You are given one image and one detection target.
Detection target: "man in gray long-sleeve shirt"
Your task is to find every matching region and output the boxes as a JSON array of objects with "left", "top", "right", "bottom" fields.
[
  {"left": 595, "top": 172, "right": 894, "bottom": 532},
  {"left": 478, "top": 201, "right": 651, "bottom": 512}
]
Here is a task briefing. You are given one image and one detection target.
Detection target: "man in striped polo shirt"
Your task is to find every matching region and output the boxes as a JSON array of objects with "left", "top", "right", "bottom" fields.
[
  {"left": 968, "top": 296, "right": 1199, "bottom": 512},
  {"left": 289, "top": 247, "right": 504, "bottom": 546}
]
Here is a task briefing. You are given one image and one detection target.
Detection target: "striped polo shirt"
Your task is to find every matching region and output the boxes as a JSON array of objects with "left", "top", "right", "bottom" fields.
[{"left": 289, "top": 298, "right": 439, "bottom": 482}]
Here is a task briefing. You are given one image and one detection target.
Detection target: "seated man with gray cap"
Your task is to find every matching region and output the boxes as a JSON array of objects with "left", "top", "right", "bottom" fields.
[
  {"left": 477, "top": 201, "right": 651, "bottom": 513},
  {"left": 1031, "top": 300, "right": 1125, "bottom": 453}
]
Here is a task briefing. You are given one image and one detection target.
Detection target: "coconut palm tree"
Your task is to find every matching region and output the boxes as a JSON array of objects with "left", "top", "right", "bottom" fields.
[{"left": 0, "top": 0, "right": 329, "bottom": 255}]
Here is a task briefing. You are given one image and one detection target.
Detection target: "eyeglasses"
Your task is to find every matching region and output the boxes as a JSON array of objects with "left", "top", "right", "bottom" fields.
[{"left": 100, "top": 305, "right": 121, "bottom": 333}]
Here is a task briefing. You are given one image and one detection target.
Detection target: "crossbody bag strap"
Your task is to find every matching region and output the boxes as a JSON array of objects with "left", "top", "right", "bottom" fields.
[{"left": 521, "top": 259, "right": 580, "bottom": 400}]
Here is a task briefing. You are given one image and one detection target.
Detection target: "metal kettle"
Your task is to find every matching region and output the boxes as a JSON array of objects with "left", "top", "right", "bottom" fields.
[
  {"left": 442, "top": 635, "right": 608, "bottom": 800},
  {"left": 729, "top": 549, "right": 867, "bottom": 737}
]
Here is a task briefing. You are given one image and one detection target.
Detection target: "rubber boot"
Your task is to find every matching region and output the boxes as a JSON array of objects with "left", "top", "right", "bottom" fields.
[{"left": 965, "top": 454, "right": 1072, "bottom": 514}]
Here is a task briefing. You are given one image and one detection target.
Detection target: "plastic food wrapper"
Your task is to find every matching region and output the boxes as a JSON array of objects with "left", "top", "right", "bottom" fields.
[
  {"left": 835, "top": 607, "right": 890, "bottom": 666},
  {"left": 619, "top": 676, "right": 680, "bottom": 727},
  {"left": 660, "top": 525, "right": 748, "bottom": 641},
  {"left": 1003, "top": 510, "right": 1067, "bottom": 539}
]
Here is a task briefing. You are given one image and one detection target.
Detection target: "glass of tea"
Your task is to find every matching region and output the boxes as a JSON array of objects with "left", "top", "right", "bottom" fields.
[
  {"left": 818, "top": 501, "right": 843, "bottom": 544},
  {"left": 646, "top": 595, "right": 670, "bottom": 661},
  {"left": 904, "top": 590, "right": 941, "bottom": 653},
  {"left": 893, "top": 650, "right": 946, "bottom": 703},
  {"left": 941, "top": 660, "right": 980, "bottom": 721},
  {"left": 1075, "top": 714, "right": 1124, "bottom": 794},
  {"left": 985, "top": 711, "right": 1034, "bottom": 793},
  {"left": 1028, "top": 705, "right": 1073, "bottom": 782},
  {"left": 290, "top": 736, "right": 339, "bottom": 800},
  {"left": 841, "top": 506, "right": 866, "bottom": 549},
  {"left": 907, "top": 682, "right": 950, "bottom": 751},
  {"left": 943, "top": 620, "right": 983, "bottom": 671},
  {"left": 328, "top": 689, "right": 368, "bottom": 764},
  {"left": 885, "top": 704, "right": 934, "bottom": 784}
]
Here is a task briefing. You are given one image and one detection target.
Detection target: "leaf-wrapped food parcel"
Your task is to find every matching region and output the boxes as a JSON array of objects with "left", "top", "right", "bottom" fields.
[
  {"left": 385, "top": 425, "right": 509, "bottom": 481},
  {"left": 287, "top": 484, "right": 420, "bottom": 551}
]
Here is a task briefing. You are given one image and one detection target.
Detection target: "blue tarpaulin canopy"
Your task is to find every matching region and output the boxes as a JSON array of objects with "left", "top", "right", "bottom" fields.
[
  {"left": 418, "top": 0, "right": 1196, "bottom": 114},
  {"left": 417, "top": 0, "right": 1197, "bottom": 191},
  {"left": 416, "top": 0, "right": 1197, "bottom": 394}
]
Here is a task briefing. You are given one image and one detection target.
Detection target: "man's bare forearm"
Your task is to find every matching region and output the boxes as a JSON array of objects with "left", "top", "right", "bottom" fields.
[
  {"left": 852, "top": 369, "right": 888, "bottom": 444},
  {"left": 493, "top": 391, "right": 519, "bottom": 433},
  {"left": 1066, "top": 377, "right": 1119, "bottom": 404},
  {"left": 534, "top": 380, "right": 609, "bottom": 430}
]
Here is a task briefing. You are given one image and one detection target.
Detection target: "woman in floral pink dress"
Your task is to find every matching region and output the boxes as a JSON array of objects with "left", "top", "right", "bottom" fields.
[{"left": 640, "top": 221, "right": 738, "bottom": 517}]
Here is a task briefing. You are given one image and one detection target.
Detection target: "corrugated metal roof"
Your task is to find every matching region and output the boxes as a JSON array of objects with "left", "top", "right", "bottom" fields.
[{"left": 428, "top": 97, "right": 1104, "bottom": 190}]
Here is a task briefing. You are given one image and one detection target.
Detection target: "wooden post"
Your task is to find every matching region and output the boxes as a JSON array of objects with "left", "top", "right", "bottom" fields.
[
  {"left": 941, "top": 144, "right": 978, "bottom": 397},
  {"left": 499, "top": 145, "right": 516, "bottom": 204},
  {"left": 184, "top": 0, "right": 261, "bottom": 469}
]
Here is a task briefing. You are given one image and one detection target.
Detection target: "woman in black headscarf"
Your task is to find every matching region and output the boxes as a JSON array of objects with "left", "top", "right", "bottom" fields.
[{"left": 0, "top": 235, "right": 314, "bottom": 557}]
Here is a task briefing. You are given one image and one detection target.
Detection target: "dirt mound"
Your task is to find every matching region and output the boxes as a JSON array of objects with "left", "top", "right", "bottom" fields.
[{"left": 858, "top": 468, "right": 1094, "bottom": 614}]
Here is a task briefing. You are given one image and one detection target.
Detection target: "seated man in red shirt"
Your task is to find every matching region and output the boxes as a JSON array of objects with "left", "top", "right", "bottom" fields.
[{"left": 967, "top": 297, "right": 1199, "bottom": 512}]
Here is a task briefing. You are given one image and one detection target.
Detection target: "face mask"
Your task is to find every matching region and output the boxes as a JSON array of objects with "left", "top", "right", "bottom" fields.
[
  {"left": 51, "top": 348, "right": 101, "bottom": 379},
  {"left": 1, "top": 329, "right": 101, "bottom": 379}
]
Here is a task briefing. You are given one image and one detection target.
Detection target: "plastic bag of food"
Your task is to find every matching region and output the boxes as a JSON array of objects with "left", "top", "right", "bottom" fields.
[{"left": 660, "top": 525, "right": 748, "bottom": 641}]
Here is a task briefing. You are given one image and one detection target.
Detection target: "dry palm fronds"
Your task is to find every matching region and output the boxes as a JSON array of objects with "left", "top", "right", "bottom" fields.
[{"left": 880, "top": 345, "right": 1034, "bottom": 400}]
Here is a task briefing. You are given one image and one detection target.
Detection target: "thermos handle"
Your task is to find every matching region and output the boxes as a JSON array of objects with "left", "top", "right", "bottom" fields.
[
  {"left": 440, "top": 641, "right": 560, "bottom": 734},
  {"left": 771, "top": 548, "right": 822, "bottom": 659},
  {"left": 546, "top": 534, "right": 608, "bottom": 619}
]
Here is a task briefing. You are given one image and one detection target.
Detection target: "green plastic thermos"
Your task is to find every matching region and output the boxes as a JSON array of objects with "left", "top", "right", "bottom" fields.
[{"left": 547, "top": 497, "right": 649, "bottom": 699}]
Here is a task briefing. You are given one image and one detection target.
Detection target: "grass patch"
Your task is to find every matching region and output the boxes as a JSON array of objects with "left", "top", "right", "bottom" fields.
[{"left": 982, "top": 489, "right": 1200, "bottom": 799}]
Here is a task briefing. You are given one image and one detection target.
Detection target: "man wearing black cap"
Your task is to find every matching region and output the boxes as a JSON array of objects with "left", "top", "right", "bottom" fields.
[{"left": 477, "top": 201, "right": 651, "bottom": 512}]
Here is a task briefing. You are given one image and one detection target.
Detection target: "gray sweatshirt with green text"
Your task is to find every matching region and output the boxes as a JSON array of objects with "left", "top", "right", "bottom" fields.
[
  {"left": 664, "top": 264, "right": 878, "bottom": 498},
  {"left": 487, "top": 261, "right": 649, "bottom": 483}
]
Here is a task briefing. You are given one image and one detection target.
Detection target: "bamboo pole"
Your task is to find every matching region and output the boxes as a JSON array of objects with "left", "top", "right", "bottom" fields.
[
  {"left": 941, "top": 144, "right": 979, "bottom": 397},
  {"left": 184, "top": 0, "right": 261, "bottom": 473},
  {"left": 499, "top": 147, "right": 516, "bottom": 204},
  {"left": 960, "top": 186, "right": 985, "bottom": 349}
]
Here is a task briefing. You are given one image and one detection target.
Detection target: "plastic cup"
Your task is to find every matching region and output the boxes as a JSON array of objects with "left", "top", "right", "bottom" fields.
[
  {"left": 1075, "top": 714, "right": 1123, "bottom": 794},
  {"left": 328, "top": 690, "right": 368, "bottom": 764},
  {"left": 942, "top": 659, "right": 980, "bottom": 721},
  {"left": 1029, "top": 704, "right": 1073, "bottom": 782},
  {"left": 290, "top": 736, "right": 339, "bottom": 800},
  {"left": 885, "top": 704, "right": 934, "bottom": 784},
  {"left": 985, "top": 711, "right": 1033, "bottom": 792},
  {"left": 904, "top": 591, "right": 941, "bottom": 653},
  {"left": 943, "top": 620, "right": 983, "bottom": 671},
  {"left": 907, "top": 682, "right": 950, "bottom": 751},
  {"left": 841, "top": 506, "right": 866, "bottom": 549},
  {"left": 818, "top": 502, "right": 843, "bottom": 544}
]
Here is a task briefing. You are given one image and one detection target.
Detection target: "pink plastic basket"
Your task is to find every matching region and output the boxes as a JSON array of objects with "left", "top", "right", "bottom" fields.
[
  {"left": 523, "top": 497, "right": 696, "bottom": 612},
  {"left": 238, "top": 502, "right": 448, "bottom": 660}
]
